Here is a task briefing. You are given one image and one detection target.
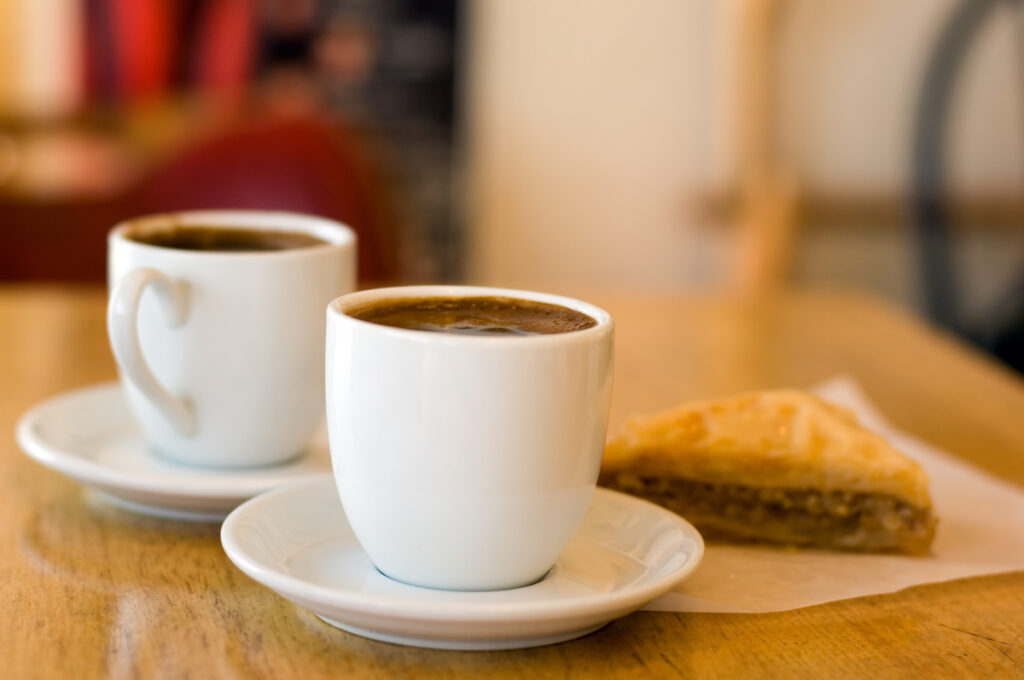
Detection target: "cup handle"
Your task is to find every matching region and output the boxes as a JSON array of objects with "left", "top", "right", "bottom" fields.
[{"left": 107, "top": 268, "right": 195, "bottom": 435}]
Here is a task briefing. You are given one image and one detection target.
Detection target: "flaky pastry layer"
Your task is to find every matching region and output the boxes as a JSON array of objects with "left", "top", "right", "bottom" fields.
[
  {"left": 599, "top": 389, "right": 936, "bottom": 553},
  {"left": 600, "top": 389, "right": 932, "bottom": 508}
]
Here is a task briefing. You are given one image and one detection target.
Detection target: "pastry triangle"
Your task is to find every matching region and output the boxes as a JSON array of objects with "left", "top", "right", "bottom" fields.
[{"left": 599, "top": 390, "right": 936, "bottom": 554}]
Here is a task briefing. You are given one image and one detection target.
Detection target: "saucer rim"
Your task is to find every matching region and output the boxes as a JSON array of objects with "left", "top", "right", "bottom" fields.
[
  {"left": 220, "top": 477, "right": 705, "bottom": 624},
  {"left": 16, "top": 382, "right": 330, "bottom": 501}
]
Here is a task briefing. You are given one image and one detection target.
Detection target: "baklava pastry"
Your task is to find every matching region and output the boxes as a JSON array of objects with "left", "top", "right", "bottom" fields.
[{"left": 599, "top": 390, "right": 936, "bottom": 554}]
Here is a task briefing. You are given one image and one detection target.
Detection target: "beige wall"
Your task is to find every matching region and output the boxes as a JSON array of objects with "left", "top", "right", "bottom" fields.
[
  {"left": 464, "top": 0, "right": 1023, "bottom": 305},
  {"left": 464, "top": 0, "right": 724, "bottom": 291},
  {"left": 0, "top": 0, "right": 82, "bottom": 120},
  {"left": 776, "top": 0, "right": 1022, "bottom": 194}
]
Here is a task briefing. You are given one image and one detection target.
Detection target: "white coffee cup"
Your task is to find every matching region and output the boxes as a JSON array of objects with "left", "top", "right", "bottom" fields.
[
  {"left": 326, "top": 285, "right": 614, "bottom": 591},
  {"left": 108, "top": 210, "right": 356, "bottom": 468}
]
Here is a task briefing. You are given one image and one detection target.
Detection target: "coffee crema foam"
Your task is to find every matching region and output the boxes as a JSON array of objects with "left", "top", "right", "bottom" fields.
[
  {"left": 126, "top": 224, "right": 328, "bottom": 252},
  {"left": 346, "top": 296, "right": 598, "bottom": 336}
]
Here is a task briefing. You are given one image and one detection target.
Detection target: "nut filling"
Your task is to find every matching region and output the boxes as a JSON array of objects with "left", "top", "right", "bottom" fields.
[{"left": 607, "top": 473, "right": 936, "bottom": 554}]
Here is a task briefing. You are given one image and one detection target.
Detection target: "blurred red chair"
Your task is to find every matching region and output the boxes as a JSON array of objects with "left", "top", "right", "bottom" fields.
[{"left": 131, "top": 115, "right": 398, "bottom": 283}]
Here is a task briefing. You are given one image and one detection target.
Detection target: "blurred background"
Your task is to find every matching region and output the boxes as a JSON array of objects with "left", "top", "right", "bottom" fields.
[{"left": 0, "top": 0, "right": 1021, "bottom": 372}]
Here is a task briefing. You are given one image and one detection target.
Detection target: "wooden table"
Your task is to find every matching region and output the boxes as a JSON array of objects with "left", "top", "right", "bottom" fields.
[{"left": 2, "top": 285, "right": 1022, "bottom": 678}]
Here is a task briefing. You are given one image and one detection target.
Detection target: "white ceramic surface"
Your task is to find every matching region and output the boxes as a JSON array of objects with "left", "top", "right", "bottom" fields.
[
  {"left": 220, "top": 476, "right": 704, "bottom": 650},
  {"left": 16, "top": 383, "right": 331, "bottom": 521},
  {"left": 326, "top": 286, "right": 615, "bottom": 591},
  {"left": 108, "top": 210, "right": 355, "bottom": 468}
]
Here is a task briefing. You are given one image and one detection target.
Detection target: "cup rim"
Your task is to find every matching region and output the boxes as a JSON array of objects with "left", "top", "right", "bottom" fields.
[
  {"left": 109, "top": 210, "right": 356, "bottom": 258},
  {"left": 327, "top": 285, "right": 613, "bottom": 343}
]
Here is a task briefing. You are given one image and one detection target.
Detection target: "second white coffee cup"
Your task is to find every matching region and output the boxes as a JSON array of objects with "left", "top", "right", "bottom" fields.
[
  {"left": 108, "top": 210, "right": 356, "bottom": 468},
  {"left": 326, "top": 286, "right": 614, "bottom": 591}
]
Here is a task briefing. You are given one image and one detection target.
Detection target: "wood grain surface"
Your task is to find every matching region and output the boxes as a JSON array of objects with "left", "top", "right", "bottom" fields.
[{"left": 1, "top": 285, "right": 1022, "bottom": 679}]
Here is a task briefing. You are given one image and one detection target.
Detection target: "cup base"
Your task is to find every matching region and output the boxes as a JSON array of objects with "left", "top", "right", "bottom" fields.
[
  {"left": 373, "top": 563, "right": 555, "bottom": 593},
  {"left": 147, "top": 442, "right": 309, "bottom": 471}
]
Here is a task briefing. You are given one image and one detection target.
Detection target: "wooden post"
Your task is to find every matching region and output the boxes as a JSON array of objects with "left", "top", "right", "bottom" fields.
[{"left": 731, "top": 0, "right": 799, "bottom": 293}]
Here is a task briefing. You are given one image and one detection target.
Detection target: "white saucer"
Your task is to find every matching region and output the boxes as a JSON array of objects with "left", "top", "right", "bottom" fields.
[
  {"left": 221, "top": 476, "right": 704, "bottom": 650},
  {"left": 16, "top": 382, "right": 331, "bottom": 521}
]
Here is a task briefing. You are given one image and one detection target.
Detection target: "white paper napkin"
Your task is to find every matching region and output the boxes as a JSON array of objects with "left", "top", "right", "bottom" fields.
[{"left": 644, "top": 376, "right": 1024, "bottom": 613}]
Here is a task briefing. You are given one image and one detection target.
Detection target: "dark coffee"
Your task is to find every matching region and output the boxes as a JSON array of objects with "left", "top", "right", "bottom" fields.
[
  {"left": 347, "top": 296, "right": 598, "bottom": 336},
  {"left": 127, "top": 224, "right": 328, "bottom": 252}
]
